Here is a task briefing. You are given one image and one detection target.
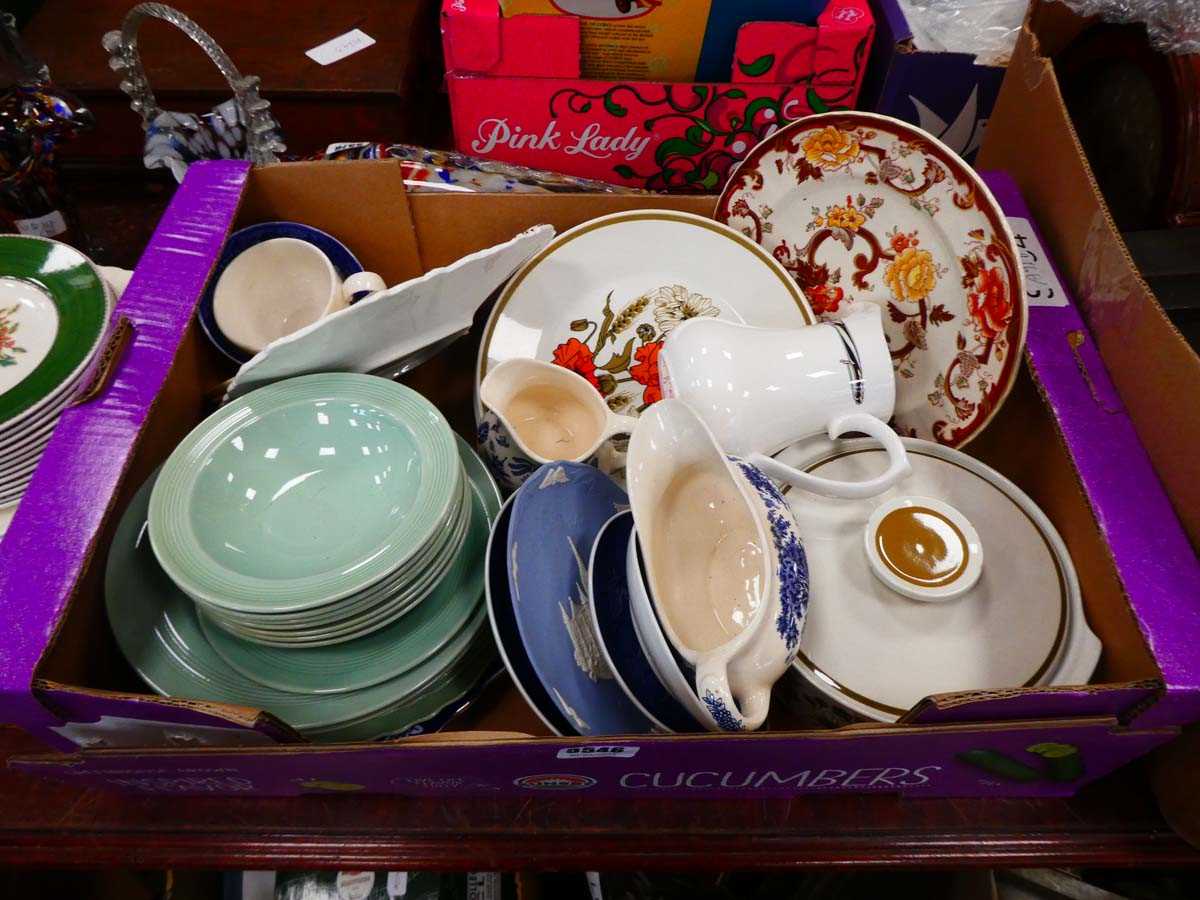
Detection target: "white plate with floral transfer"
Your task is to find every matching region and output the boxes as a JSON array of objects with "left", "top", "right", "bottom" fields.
[
  {"left": 474, "top": 210, "right": 814, "bottom": 422},
  {"left": 0, "top": 237, "right": 111, "bottom": 435},
  {"left": 717, "top": 112, "right": 1025, "bottom": 448}
]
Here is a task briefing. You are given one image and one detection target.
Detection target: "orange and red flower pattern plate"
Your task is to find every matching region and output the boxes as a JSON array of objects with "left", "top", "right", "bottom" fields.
[{"left": 717, "top": 112, "right": 1026, "bottom": 447}]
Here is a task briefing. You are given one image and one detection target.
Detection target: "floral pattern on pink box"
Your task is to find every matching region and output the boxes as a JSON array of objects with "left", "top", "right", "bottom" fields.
[{"left": 717, "top": 112, "right": 1026, "bottom": 447}]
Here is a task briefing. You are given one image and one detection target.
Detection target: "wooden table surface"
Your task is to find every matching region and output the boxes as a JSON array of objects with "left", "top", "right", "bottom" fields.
[{"left": 0, "top": 728, "right": 1196, "bottom": 870}]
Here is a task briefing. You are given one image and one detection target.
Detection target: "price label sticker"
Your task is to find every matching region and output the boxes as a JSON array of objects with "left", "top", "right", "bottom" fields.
[
  {"left": 325, "top": 142, "right": 371, "bottom": 155},
  {"left": 306, "top": 29, "right": 376, "bottom": 66},
  {"left": 1006, "top": 216, "right": 1068, "bottom": 308},
  {"left": 15, "top": 210, "right": 67, "bottom": 238}
]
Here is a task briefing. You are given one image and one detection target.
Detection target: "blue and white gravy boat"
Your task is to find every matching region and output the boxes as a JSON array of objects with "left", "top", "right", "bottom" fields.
[{"left": 626, "top": 398, "right": 808, "bottom": 732}]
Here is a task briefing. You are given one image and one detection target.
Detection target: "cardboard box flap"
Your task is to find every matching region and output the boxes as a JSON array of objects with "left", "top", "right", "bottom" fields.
[
  {"left": 727, "top": 0, "right": 874, "bottom": 88},
  {"left": 441, "top": 0, "right": 504, "bottom": 72},
  {"left": 0, "top": 161, "right": 246, "bottom": 737},
  {"left": 441, "top": 0, "right": 580, "bottom": 78},
  {"left": 9, "top": 717, "right": 1174, "bottom": 799},
  {"left": 35, "top": 680, "right": 294, "bottom": 750},
  {"left": 977, "top": 24, "right": 1200, "bottom": 723},
  {"left": 874, "top": 0, "right": 914, "bottom": 45},
  {"left": 239, "top": 160, "right": 425, "bottom": 284},
  {"left": 906, "top": 682, "right": 1161, "bottom": 726},
  {"left": 979, "top": 7, "right": 1200, "bottom": 550}
]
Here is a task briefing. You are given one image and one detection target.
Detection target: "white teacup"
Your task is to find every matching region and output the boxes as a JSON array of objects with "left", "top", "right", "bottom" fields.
[
  {"left": 213, "top": 237, "right": 385, "bottom": 355},
  {"left": 626, "top": 399, "right": 807, "bottom": 731},
  {"left": 659, "top": 304, "right": 910, "bottom": 499},
  {"left": 478, "top": 358, "right": 636, "bottom": 492}
]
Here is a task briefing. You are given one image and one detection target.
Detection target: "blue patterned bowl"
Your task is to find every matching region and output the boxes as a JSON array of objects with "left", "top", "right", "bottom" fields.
[
  {"left": 484, "top": 493, "right": 576, "bottom": 736},
  {"left": 507, "top": 462, "right": 657, "bottom": 736}
]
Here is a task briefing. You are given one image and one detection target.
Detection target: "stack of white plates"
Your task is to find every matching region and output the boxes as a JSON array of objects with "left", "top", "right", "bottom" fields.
[{"left": 0, "top": 236, "right": 113, "bottom": 518}]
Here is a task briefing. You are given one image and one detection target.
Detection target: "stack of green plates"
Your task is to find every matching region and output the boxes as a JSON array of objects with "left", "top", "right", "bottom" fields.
[
  {"left": 107, "top": 439, "right": 500, "bottom": 739},
  {"left": 0, "top": 236, "right": 113, "bottom": 519},
  {"left": 148, "top": 374, "right": 471, "bottom": 646},
  {"left": 106, "top": 373, "right": 501, "bottom": 741}
]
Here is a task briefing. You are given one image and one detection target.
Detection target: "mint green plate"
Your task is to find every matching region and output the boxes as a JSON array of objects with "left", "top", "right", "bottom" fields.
[
  {"left": 149, "top": 373, "right": 461, "bottom": 614},
  {"left": 0, "top": 236, "right": 109, "bottom": 430},
  {"left": 203, "top": 457, "right": 476, "bottom": 631},
  {"left": 198, "top": 440, "right": 499, "bottom": 689},
  {"left": 107, "top": 445, "right": 498, "bottom": 731},
  {"left": 196, "top": 472, "right": 472, "bottom": 641},
  {"left": 305, "top": 626, "right": 497, "bottom": 743}
]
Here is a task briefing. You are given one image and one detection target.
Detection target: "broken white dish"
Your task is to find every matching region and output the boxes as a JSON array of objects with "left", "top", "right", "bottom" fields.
[{"left": 226, "top": 225, "right": 555, "bottom": 400}]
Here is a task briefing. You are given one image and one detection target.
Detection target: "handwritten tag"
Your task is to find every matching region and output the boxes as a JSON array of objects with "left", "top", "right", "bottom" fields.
[
  {"left": 1006, "top": 216, "right": 1068, "bottom": 308},
  {"left": 306, "top": 28, "right": 376, "bottom": 66},
  {"left": 15, "top": 209, "right": 67, "bottom": 238}
]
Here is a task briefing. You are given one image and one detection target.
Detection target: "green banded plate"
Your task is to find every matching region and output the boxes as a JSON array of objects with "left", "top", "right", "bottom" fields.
[{"left": 0, "top": 236, "right": 109, "bottom": 430}]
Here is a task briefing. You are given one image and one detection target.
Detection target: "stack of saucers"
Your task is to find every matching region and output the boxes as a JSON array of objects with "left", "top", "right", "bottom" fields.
[
  {"left": 0, "top": 236, "right": 112, "bottom": 518},
  {"left": 106, "top": 373, "right": 501, "bottom": 741}
]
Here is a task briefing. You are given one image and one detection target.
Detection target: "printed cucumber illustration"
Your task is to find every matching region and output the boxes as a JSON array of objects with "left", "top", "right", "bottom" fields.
[
  {"left": 1026, "top": 742, "right": 1085, "bottom": 782},
  {"left": 957, "top": 742, "right": 1084, "bottom": 783},
  {"left": 957, "top": 749, "right": 1041, "bottom": 782}
]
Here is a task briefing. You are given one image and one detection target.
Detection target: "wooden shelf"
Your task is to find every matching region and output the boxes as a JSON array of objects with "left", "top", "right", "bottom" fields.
[{"left": 0, "top": 729, "right": 1195, "bottom": 870}]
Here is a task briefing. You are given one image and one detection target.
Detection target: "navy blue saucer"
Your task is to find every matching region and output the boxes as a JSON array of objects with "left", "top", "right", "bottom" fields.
[
  {"left": 198, "top": 221, "right": 366, "bottom": 364},
  {"left": 589, "top": 511, "right": 703, "bottom": 733}
]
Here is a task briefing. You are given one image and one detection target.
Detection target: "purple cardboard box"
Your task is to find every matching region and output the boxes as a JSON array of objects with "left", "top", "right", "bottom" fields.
[
  {"left": 861, "top": 0, "right": 1007, "bottom": 163},
  {"left": 1, "top": 159, "right": 1197, "bottom": 800}
]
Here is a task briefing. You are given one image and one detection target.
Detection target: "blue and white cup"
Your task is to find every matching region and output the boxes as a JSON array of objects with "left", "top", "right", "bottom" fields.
[
  {"left": 213, "top": 237, "right": 385, "bottom": 357},
  {"left": 199, "top": 221, "right": 376, "bottom": 364}
]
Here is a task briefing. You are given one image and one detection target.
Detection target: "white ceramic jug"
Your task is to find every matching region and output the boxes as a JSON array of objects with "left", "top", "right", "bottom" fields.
[
  {"left": 659, "top": 305, "right": 910, "bottom": 499},
  {"left": 478, "top": 358, "right": 636, "bottom": 491}
]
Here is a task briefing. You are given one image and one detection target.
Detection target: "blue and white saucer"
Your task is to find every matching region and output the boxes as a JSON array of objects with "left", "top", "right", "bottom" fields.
[
  {"left": 508, "top": 462, "right": 658, "bottom": 736},
  {"left": 485, "top": 494, "right": 575, "bottom": 736}
]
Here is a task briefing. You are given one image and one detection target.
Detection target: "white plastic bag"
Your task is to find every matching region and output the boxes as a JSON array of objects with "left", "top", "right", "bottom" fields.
[
  {"left": 1054, "top": 0, "right": 1200, "bottom": 54},
  {"left": 898, "top": 0, "right": 1030, "bottom": 66}
]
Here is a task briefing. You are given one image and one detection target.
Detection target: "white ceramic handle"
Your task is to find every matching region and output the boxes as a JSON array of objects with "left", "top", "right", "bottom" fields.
[
  {"left": 597, "top": 412, "right": 638, "bottom": 473},
  {"left": 343, "top": 270, "right": 386, "bottom": 300},
  {"left": 695, "top": 657, "right": 770, "bottom": 732},
  {"left": 603, "top": 413, "right": 638, "bottom": 442},
  {"left": 748, "top": 413, "right": 911, "bottom": 500}
]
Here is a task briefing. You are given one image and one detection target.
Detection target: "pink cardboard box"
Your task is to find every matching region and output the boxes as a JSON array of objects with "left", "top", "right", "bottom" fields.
[
  {"left": 1, "top": 159, "right": 1197, "bottom": 800},
  {"left": 442, "top": 0, "right": 875, "bottom": 190}
]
